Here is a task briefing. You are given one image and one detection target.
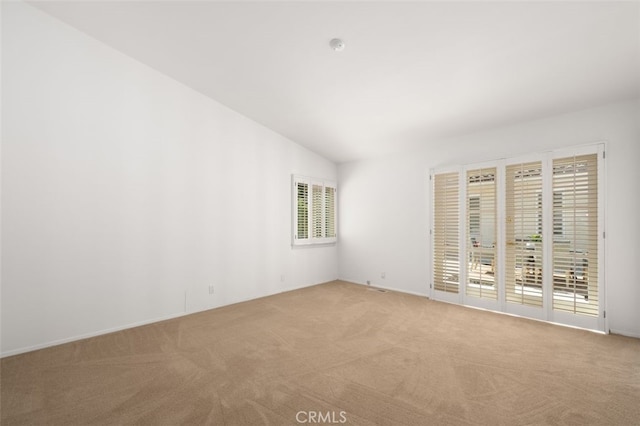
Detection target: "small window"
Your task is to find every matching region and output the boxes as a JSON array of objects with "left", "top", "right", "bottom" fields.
[{"left": 292, "top": 175, "right": 337, "bottom": 245}]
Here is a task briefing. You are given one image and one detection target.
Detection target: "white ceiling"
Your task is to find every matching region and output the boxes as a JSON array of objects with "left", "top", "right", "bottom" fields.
[{"left": 30, "top": 1, "right": 640, "bottom": 164}]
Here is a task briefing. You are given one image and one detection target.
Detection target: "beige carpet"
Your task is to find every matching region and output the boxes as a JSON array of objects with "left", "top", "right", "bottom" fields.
[{"left": 2, "top": 280, "right": 639, "bottom": 425}]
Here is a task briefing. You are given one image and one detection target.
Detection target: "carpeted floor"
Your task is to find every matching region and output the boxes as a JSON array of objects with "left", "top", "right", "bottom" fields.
[{"left": 2, "top": 280, "right": 639, "bottom": 425}]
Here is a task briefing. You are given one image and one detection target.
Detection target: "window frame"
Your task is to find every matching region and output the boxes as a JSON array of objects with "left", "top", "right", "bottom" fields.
[{"left": 292, "top": 175, "right": 337, "bottom": 246}]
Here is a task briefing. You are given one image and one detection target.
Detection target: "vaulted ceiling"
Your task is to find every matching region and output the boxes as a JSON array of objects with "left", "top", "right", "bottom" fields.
[{"left": 31, "top": 1, "right": 640, "bottom": 163}]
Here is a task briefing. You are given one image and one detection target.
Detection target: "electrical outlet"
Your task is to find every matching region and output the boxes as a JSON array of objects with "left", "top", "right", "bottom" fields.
[
  {"left": 280, "top": 274, "right": 285, "bottom": 282},
  {"left": 208, "top": 285, "right": 214, "bottom": 295},
  {"left": 381, "top": 272, "right": 386, "bottom": 279}
]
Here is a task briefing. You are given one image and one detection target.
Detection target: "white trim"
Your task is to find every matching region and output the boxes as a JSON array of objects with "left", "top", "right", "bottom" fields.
[
  {"left": 551, "top": 143, "right": 604, "bottom": 158},
  {"left": 503, "top": 151, "right": 546, "bottom": 167},
  {"left": 435, "top": 298, "right": 606, "bottom": 335},
  {"left": 458, "top": 169, "right": 465, "bottom": 305},
  {"left": 431, "top": 164, "right": 461, "bottom": 175},
  {"left": 496, "top": 159, "right": 506, "bottom": 312},
  {"left": 542, "top": 154, "right": 554, "bottom": 321},
  {"left": 609, "top": 329, "right": 640, "bottom": 339},
  {"left": 1, "top": 279, "right": 336, "bottom": 358},
  {"left": 341, "top": 279, "right": 430, "bottom": 298},
  {"left": 598, "top": 143, "right": 607, "bottom": 333},
  {"left": 550, "top": 310, "right": 601, "bottom": 332},
  {"left": 427, "top": 169, "right": 432, "bottom": 298},
  {"left": 504, "top": 303, "right": 546, "bottom": 321},
  {"left": 1, "top": 310, "right": 189, "bottom": 358}
]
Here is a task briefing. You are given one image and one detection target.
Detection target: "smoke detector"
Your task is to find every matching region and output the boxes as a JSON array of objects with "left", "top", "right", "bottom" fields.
[{"left": 329, "top": 38, "right": 345, "bottom": 52}]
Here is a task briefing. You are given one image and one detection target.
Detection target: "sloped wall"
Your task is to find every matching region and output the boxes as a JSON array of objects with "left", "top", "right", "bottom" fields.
[{"left": 1, "top": 2, "right": 338, "bottom": 356}]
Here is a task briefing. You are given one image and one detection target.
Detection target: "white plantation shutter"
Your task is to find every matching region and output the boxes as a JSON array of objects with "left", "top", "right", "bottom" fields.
[
  {"left": 295, "top": 180, "right": 309, "bottom": 240},
  {"left": 552, "top": 154, "right": 598, "bottom": 316},
  {"left": 324, "top": 186, "right": 336, "bottom": 238},
  {"left": 505, "top": 162, "right": 543, "bottom": 307},
  {"left": 431, "top": 145, "right": 603, "bottom": 331},
  {"left": 312, "top": 184, "right": 323, "bottom": 238},
  {"left": 433, "top": 172, "right": 460, "bottom": 293},
  {"left": 466, "top": 168, "right": 497, "bottom": 300},
  {"left": 292, "top": 175, "right": 337, "bottom": 245}
]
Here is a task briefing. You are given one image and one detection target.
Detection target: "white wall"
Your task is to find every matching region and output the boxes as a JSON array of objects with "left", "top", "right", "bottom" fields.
[
  {"left": 1, "top": 2, "right": 338, "bottom": 356},
  {"left": 339, "top": 99, "right": 640, "bottom": 337}
]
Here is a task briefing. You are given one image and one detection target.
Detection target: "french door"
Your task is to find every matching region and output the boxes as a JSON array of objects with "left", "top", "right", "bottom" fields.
[{"left": 431, "top": 144, "right": 605, "bottom": 331}]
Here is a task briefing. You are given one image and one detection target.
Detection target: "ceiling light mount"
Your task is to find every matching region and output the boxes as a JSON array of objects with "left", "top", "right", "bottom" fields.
[{"left": 329, "top": 38, "right": 345, "bottom": 52}]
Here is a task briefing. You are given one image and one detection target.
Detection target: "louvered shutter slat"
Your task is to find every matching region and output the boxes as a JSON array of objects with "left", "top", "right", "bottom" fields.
[
  {"left": 324, "top": 186, "right": 336, "bottom": 238},
  {"left": 312, "top": 184, "right": 323, "bottom": 238},
  {"left": 296, "top": 181, "right": 309, "bottom": 240}
]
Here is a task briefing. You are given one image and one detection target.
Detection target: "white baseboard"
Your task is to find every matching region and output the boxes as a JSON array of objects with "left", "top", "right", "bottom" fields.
[
  {"left": 1, "top": 310, "right": 190, "bottom": 358},
  {"left": 7, "top": 278, "right": 631, "bottom": 358},
  {"left": 1, "top": 279, "right": 336, "bottom": 358},
  {"left": 338, "top": 278, "right": 429, "bottom": 298},
  {"left": 609, "top": 328, "right": 640, "bottom": 339}
]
